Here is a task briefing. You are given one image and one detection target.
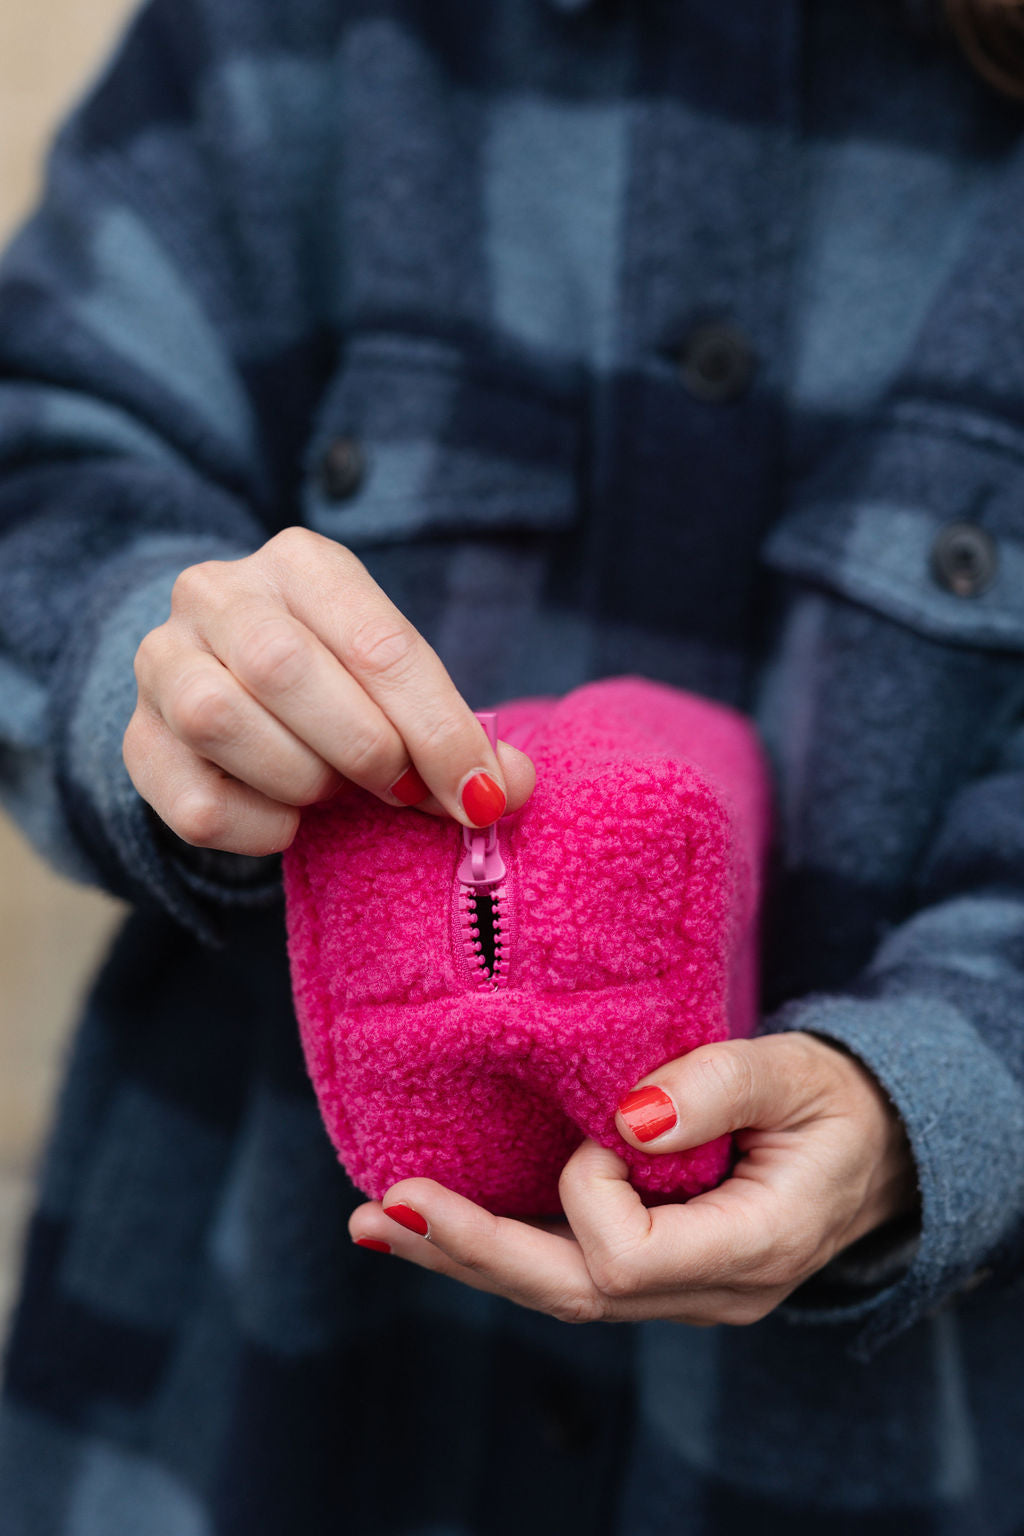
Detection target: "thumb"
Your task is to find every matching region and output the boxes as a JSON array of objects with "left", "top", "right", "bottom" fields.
[
  {"left": 614, "top": 1035, "right": 826, "bottom": 1154},
  {"left": 495, "top": 739, "right": 535, "bottom": 815}
]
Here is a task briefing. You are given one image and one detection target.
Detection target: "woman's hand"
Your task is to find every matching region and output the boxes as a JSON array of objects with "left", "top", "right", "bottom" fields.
[
  {"left": 123, "top": 527, "right": 535, "bottom": 855},
  {"left": 348, "top": 1032, "right": 919, "bottom": 1324}
]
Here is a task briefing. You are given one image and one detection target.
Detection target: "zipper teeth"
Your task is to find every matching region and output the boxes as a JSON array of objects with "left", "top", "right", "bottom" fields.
[{"left": 457, "top": 882, "right": 509, "bottom": 991}]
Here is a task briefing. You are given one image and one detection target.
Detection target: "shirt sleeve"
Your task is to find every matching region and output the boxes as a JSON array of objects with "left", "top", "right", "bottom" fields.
[
  {"left": 0, "top": 0, "right": 336, "bottom": 941},
  {"left": 758, "top": 457, "right": 1024, "bottom": 1360},
  {"left": 761, "top": 836, "right": 1024, "bottom": 1362},
  {"left": 764, "top": 786, "right": 1024, "bottom": 1363}
]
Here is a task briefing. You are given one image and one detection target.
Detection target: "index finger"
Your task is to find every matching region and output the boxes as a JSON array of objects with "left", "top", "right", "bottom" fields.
[
  {"left": 274, "top": 532, "right": 524, "bottom": 827},
  {"left": 349, "top": 1179, "right": 606, "bottom": 1323}
]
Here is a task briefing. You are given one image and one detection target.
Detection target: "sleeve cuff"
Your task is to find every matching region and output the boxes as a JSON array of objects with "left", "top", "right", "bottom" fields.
[
  {"left": 760, "top": 993, "right": 1024, "bottom": 1359},
  {"left": 54, "top": 535, "right": 282, "bottom": 943}
]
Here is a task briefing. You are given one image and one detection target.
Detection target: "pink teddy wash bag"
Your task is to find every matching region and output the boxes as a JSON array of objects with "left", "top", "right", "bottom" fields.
[{"left": 282, "top": 677, "right": 773, "bottom": 1216}]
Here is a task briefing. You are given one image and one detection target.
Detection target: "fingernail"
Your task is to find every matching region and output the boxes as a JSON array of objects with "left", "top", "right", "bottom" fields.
[
  {"left": 460, "top": 771, "right": 506, "bottom": 826},
  {"left": 389, "top": 766, "right": 429, "bottom": 806},
  {"left": 384, "top": 1202, "right": 430, "bottom": 1238},
  {"left": 354, "top": 1237, "right": 392, "bottom": 1254},
  {"left": 618, "top": 1085, "right": 677, "bottom": 1143}
]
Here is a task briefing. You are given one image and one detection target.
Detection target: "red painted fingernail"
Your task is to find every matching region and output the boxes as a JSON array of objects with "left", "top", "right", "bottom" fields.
[
  {"left": 354, "top": 1237, "right": 392, "bottom": 1254},
  {"left": 461, "top": 772, "right": 506, "bottom": 826},
  {"left": 389, "top": 766, "right": 429, "bottom": 806},
  {"left": 618, "top": 1085, "right": 677, "bottom": 1143},
  {"left": 384, "top": 1202, "right": 430, "bottom": 1237}
]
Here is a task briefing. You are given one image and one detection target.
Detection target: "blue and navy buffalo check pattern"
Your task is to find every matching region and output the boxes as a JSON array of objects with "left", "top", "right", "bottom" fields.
[{"left": 2, "top": 0, "right": 1024, "bottom": 1530}]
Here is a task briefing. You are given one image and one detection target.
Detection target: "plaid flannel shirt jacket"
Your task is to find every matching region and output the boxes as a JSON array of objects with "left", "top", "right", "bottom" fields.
[{"left": 2, "top": 0, "right": 1024, "bottom": 1531}]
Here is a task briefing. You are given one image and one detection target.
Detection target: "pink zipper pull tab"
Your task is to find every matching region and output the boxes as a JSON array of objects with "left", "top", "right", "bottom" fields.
[{"left": 458, "top": 711, "right": 506, "bottom": 887}]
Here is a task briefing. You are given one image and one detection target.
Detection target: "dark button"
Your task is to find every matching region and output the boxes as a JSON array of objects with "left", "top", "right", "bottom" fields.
[
  {"left": 931, "top": 521, "right": 997, "bottom": 598},
  {"left": 321, "top": 435, "right": 366, "bottom": 501},
  {"left": 679, "top": 321, "right": 756, "bottom": 403}
]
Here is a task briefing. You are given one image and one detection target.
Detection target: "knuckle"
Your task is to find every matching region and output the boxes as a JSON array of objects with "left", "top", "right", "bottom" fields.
[
  {"left": 265, "top": 528, "right": 364, "bottom": 595},
  {"left": 133, "top": 624, "right": 166, "bottom": 688},
  {"left": 171, "top": 559, "right": 223, "bottom": 614},
  {"left": 265, "top": 525, "right": 326, "bottom": 575},
  {"left": 292, "top": 766, "right": 342, "bottom": 808},
  {"left": 744, "top": 1234, "right": 781, "bottom": 1281},
  {"left": 735, "top": 1194, "right": 819, "bottom": 1289},
  {"left": 345, "top": 615, "right": 418, "bottom": 681},
  {"left": 758, "top": 1234, "right": 817, "bottom": 1290},
  {"left": 235, "top": 617, "right": 307, "bottom": 694},
  {"left": 169, "top": 674, "right": 236, "bottom": 748},
  {"left": 589, "top": 1254, "right": 641, "bottom": 1302},
  {"left": 752, "top": 1228, "right": 792, "bottom": 1290},
  {"left": 171, "top": 787, "right": 231, "bottom": 848},
  {"left": 726, "top": 1205, "right": 778, "bottom": 1278},
  {"left": 413, "top": 708, "right": 469, "bottom": 760},
  {"left": 701, "top": 1043, "right": 758, "bottom": 1123},
  {"left": 341, "top": 723, "right": 397, "bottom": 783},
  {"left": 269, "top": 525, "right": 317, "bottom": 557},
  {"left": 121, "top": 711, "right": 146, "bottom": 775}
]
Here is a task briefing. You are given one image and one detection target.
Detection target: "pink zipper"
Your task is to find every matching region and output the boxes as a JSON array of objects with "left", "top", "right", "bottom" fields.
[{"left": 454, "top": 712, "right": 512, "bottom": 992}]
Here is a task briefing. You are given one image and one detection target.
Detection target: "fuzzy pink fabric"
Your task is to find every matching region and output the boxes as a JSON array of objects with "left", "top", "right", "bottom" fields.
[{"left": 283, "top": 677, "right": 773, "bottom": 1215}]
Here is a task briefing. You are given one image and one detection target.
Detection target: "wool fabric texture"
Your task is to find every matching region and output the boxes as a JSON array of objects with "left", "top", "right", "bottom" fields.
[{"left": 283, "top": 678, "right": 771, "bottom": 1212}]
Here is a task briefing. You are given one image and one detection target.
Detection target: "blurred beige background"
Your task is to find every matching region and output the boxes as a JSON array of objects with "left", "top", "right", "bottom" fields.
[{"left": 0, "top": 0, "right": 138, "bottom": 1342}]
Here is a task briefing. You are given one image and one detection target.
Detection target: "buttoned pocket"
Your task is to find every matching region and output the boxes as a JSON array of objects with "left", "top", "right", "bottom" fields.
[
  {"left": 762, "top": 402, "right": 1024, "bottom": 651},
  {"left": 302, "top": 332, "right": 582, "bottom": 547}
]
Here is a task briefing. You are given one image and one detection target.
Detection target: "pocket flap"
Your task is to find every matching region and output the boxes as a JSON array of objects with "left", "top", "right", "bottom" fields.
[
  {"left": 303, "top": 333, "right": 581, "bottom": 545},
  {"left": 763, "top": 404, "right": 1024, "bottom": 650}
]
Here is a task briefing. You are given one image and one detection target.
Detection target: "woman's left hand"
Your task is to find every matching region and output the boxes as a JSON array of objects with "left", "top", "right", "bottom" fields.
[{"left": 347, "top": 1032, "right": 919, "bottom": 1325}]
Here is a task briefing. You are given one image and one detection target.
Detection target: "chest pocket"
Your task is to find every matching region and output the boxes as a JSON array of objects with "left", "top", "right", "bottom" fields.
[{"left": 302, "top": 332, "right": 581, "bottom": 548}]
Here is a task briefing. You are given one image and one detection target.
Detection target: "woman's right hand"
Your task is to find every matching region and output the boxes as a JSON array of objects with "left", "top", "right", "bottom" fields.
[{"left": 123, "top": 526, "right": 535, "bottom": 856}]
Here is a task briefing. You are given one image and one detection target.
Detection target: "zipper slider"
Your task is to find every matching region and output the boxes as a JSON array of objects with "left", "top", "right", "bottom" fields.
[
  {"left": 459, "top": 822, "right": 505, "bottom": 886},
  {"left": 457, "top": 711, "right": 506, "bottom": 887}
]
